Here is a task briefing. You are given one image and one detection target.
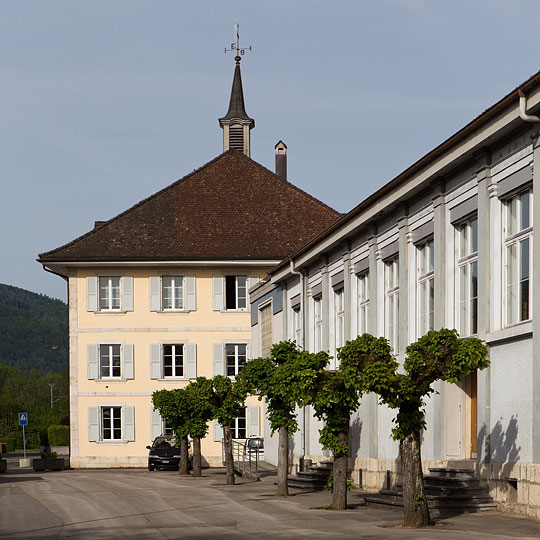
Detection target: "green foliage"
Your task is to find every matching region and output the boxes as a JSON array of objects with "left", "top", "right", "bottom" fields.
[
  {"left": 40, "top": 451, "right": 58, "bottom": 459},
  {"left": 413, "top": 494, "right": 427, "bottom": 510},
  {"left": 0, "top": 283, "right": 68, "bottom": 374},
  {"left": 362, "top": 329, "right": 490, "bottom": 441},
  {"left": 209, "top": 375, "right": 247, "bottom": 428},
  {"left": 48, "top": 425, "right": 69, "bottom": 446},
  {"left": 39, "top": 428, "right": 49, "bottom": 446},
  {"left": 1, "top": 437, "right": 15, "bottom": 452},
  {"left": 240, "top": 341, "right": 328, "bottom": 435},
  {"left": 0, "top": 365, "right": 69, "bottom": 449},
  {"left": 153, "top": 388, "right": 191, "bottom": 439}
]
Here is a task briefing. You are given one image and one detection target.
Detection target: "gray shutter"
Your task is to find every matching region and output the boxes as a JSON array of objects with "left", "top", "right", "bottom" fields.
[
  {"left": 213, "top": 420, "right": 222, "bottom": 442},
  {"left": 149, "top": 276, "right": 161, "bottom": 311},
  {"left": 248, "top": 406, "right": 260, "bottom": 437},
  {"left": 88, "top": 406, "right": 99, "bottom": 442},
  {"left": 87, "top": 344, "right": 99, "bottom": 380},
  {"left": 185, "top": 344, "right": 197, "bottom": 379},
  {"left": 122, "top": 276, "right": 134, "bottom": 311},
  {"left": 213, "top": 344, "right": 224, "bottom": 376},
  {"left": 124, "top": 406, "right": 135, "bottom": 442},
  {"left": 151, "top": 407, "right": 163, "bottom": 440},
  {"left": 212, "top": 276, "right": 224, "bottom": 311},
  {"left": 87, "top": 277, "right": 98, "bottom": 312},
  {"left": 123, "top": 344, "right": 134, "bottom": 379},
  {"left": 185, "top": 276, "right": 196, "bottom": 310},
  {"left": 150, "top": 344, "right": 161, "bottom": 379}
]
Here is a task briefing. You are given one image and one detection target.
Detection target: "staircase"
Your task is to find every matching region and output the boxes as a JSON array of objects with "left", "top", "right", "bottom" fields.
[
  {"left": 364, "top": 467, "right": 496, "bottom": 517},
  {"left": 287, "top": 461, "right": 333, "bottom": 491}
]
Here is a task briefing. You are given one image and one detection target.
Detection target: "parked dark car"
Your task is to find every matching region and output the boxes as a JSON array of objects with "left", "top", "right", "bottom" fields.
[{"left": 147, "top": 436, "right": 180, "bottom": 471}]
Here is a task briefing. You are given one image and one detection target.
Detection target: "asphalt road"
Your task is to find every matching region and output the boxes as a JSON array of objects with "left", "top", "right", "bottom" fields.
[{"left": 2, "top": 466, "right": 540, "bottom": 539}]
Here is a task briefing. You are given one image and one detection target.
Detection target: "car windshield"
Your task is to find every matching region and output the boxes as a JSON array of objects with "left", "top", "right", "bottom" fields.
[{"left": 152, "top": 437, "right": 175, "bottom": 449}]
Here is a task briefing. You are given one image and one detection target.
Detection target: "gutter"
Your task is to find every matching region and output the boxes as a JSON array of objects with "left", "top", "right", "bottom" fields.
[{"left": 518, "top": 89, "right": 540, "bottom": 122}]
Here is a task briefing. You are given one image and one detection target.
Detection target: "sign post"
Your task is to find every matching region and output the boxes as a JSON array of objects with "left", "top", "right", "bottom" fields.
[{"left": 18, "top": 413, "right": 28, "bottom": 459}]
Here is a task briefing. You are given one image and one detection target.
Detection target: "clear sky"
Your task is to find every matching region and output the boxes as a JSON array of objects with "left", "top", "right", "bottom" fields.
[{"left": 2, "top": 1, "right": 540, "bottom": 301}]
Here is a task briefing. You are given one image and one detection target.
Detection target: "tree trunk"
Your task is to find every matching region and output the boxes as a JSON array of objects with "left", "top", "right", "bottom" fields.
[
  {"left": 179, "top": 435, "right": 189, "bottom": 476},
  {"left": 192, "top": 437, "right": 202, "bottom": 477},
  {"left": 223, "top": 423, "right": 235, "bottom": 485},
  {"left": 400, "top": 428, "right": 430, "bottom": 527},
  {"left": 276, "top": 425, "right": 289, "bottom": 496},
  {"left": 332, "top": 422, "right": 349, "bottom": 510}
]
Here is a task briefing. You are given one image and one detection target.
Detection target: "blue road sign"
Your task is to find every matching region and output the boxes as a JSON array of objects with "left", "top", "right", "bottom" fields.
[{"left": 18, "top": 412, "right": 28, "bottom": 426}]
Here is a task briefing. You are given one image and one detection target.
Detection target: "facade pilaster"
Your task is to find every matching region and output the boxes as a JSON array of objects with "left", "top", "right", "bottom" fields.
[
  {"left": 397, "top": 213, "right": 409, "bottom": 358},
  {"left": 343, "top": 243, "right": 352, "bottom": 342},
  {"left": 321, "top": 257, "right": 330, "bottom": 353}
]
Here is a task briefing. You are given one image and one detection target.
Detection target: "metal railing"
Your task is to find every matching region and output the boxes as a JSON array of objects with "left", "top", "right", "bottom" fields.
[{"left": 221, "top": 439, "right": 262, "bottom": 480}]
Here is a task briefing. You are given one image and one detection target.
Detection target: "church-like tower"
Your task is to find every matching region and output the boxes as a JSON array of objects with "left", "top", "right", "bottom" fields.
[{"left": 219, "top": 55, "right": 254, "bottom": 157}]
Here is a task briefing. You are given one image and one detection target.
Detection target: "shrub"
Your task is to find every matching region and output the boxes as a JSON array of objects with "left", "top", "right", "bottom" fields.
[
  {"left": 0, "top": 437, "right": 16, "bottom": 452},
  {"left": 39, "top": 428, "right": 49, "bottom": 447},
  {"left": 48, "top": 425, "right": 69, "bottom": 446}
]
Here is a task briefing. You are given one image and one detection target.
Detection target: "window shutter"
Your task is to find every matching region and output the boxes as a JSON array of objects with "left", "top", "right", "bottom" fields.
[
  {"left": 212, "top": 276, "right": 224, "bottom": 311},
  {"left": 123, "top": 344, "right": 134, "bottom": 379},
  {"left": 87, "top": 344, "right": 99, "bottom": 380},
  {"left": 213, "top": 344, "right": 224, "bottom": 376},
  {"left": 248, "top": 406, "right": 260, "bottom": 437},
  {"left": 246, "top": 343, "right": 251, "bottom": 360},
  {"left": 213, "top": 420, "right": 222, "bottom": 442},
  {"left": 185, "top": 276, "right": 196, "bottom": 310},
  {"left": 151, "top": 407, "right": 163, "bottom": 440},
  {"left": 122, "top": 276, "right": 134, "bottom": 311},
  {"left": 150, "top": 344, "right": 161, "bottom": 379},
  {"left": 185, "top": 343, "right": 197, "bottom": 379},
  {"left": 124, "top": 406, "right": 135, "bottom": 442},
  {"left": 149, "top": 276, "right": 161, "bottom": 311},
  {"left": 86, "top": 277, "right": 98, "bottom": 312},
  {"left": 88, "top": 406, "right": 99, "bottom": 442}
]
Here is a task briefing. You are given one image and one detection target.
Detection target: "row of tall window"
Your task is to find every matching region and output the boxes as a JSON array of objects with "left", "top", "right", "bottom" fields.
[
  {"left": 89, "top": 404, "right": 252, "bottom": 442},
  {"left": 300, "top": 187, "right": 532, "bottom": 353},
  {"left": 87, "top": 342, "right": 248, "bottom": 381},
  {"left": 86, "top": 274, "right": 257, "bottom": 313}
]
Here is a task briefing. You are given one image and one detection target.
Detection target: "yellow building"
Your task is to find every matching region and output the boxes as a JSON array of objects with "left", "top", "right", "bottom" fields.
[{"left": 38, "top": 56, "right": 340, "bottom": 468}]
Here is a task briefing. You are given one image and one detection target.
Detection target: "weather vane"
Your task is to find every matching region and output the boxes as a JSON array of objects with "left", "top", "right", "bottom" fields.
[{"left": 224, "top": 23, "right": 251, "bottom": 60}]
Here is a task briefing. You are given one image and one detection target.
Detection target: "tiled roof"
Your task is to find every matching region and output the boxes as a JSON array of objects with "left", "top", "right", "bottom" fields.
[{"left": 39, "top": 150, "right": 341, "bottom": 263}]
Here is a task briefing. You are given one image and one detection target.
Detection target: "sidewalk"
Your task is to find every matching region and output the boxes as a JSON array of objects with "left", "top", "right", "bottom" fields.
[{"left": 1, "top": 466, "right": 539, "bottom": 539}]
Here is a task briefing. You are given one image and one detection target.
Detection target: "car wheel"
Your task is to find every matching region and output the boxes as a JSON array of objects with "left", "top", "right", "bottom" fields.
[{"left": 148, "top": 464, "right": 154, "bottom": 471}]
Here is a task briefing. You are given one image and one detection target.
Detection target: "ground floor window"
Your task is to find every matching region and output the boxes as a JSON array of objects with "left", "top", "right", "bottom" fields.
[
  {"left": 102, "top": 406, "right": 122, "bottom": 440},
  {"left": 232, "top": 407, "right": 247, "bottom": 439}
]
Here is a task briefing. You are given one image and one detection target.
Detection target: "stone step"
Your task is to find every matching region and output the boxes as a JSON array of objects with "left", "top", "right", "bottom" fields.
[
  {"left": 428, "top": 467, "right": 475, "bottom": 477},
  {"left": 366, "top": 493, "right": 496, "bottom": 512}
]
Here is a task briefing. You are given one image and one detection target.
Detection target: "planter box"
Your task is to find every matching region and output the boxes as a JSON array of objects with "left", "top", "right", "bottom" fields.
[
  {"left": 32, "top": 458, "right": 65, "bottom": 472},
  {"left": 0, "top": 459, "right": 6, "bottom": 473}
]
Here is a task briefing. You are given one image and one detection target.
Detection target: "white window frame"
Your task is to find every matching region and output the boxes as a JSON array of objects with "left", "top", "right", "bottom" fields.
[
  {"left": 357, "top": 272, "right": 369, "bottom": 336},
  {"left": 161, "top": 276, "right": 184, "bottom": 311},
  {"left": 456, "top": 217, "right": 478, "bottom": 337},
  {"left": 417, "top": 239, "right": 434, "bottom": 337},
  {"left": 225, "top": 343, "right": 247, "bottom": 376},
  {"left": 99, "top": 276, "right": 121, "bottom": 311},
  {"left": 163, "top": 344, "right": 184, "bottom": 378},
  {"left": 292, "top": 306, "right": 302, "bottom": 346},
  {"left": 101, "top": 406, "right": 122, "bottom": 441},
  {"left": 231, "top": 407, "right": 247, "bottom": 439},
  {"left": 313, "top": 295, "right": 323, "bottom": 352},
  {"left": 385, "top": 257, "right": 399, "bottom": 350},
  {"left": 334, "top": 287, "right": 345, "bottom": 351},
  {"left": 225, "top": 275, "right": 247, "bottom": 310},
  {"left": 504, "top": 188, "right": 533, "bottom": 326},
  {"left": 99, "top": 344, "right": 122, "bottom": 379}
]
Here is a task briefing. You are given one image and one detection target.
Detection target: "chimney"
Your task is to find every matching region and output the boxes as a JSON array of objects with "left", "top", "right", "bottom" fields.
[{"left": 275, "top": 140, "right": 287, "bottom": 181}]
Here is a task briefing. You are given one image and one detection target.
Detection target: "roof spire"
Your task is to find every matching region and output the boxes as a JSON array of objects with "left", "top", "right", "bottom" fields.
[{"left": 219, "top": 24, "right": 254, "bottom": 157}]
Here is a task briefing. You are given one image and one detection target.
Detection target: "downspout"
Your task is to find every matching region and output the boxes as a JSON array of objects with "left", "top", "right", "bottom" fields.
[
  {"left": 289, "top": 260, "right": 307, "bottom": 469},
  {"left": 518, "top": 89, "right": 540, "bottom": 122}
]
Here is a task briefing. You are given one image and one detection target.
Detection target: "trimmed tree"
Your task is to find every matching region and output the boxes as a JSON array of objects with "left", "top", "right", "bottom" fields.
[
  {"left": 209, "top": 375, "right": 248, "bottom": 485},
  {"left": 240, "top": 341, "right": 328, "bottom": 496},
  {"left": 152, "top": 388, "right": 191, "bottom": 475},
  {"left": 362, "top": 329, "right": 489, "bottom": 528},
  {"left": 184, "top": 377, "right": 214, "bottom": 477},
  {"left": 304, "top": 335, "right": 390, "bottom": 510}
]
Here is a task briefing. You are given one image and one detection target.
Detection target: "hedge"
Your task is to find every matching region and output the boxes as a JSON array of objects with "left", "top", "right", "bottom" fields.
[
  {"left": 0, "top": 437, "right": 16, "bottom": 452},
  {"left": 48, "top": 425, "right": 69, "bottom": 446}
]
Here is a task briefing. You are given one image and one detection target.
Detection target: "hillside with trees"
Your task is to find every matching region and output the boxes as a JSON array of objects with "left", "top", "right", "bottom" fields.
[{"left": 0, "top": 283, "right": 68, "bottom": 374}]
